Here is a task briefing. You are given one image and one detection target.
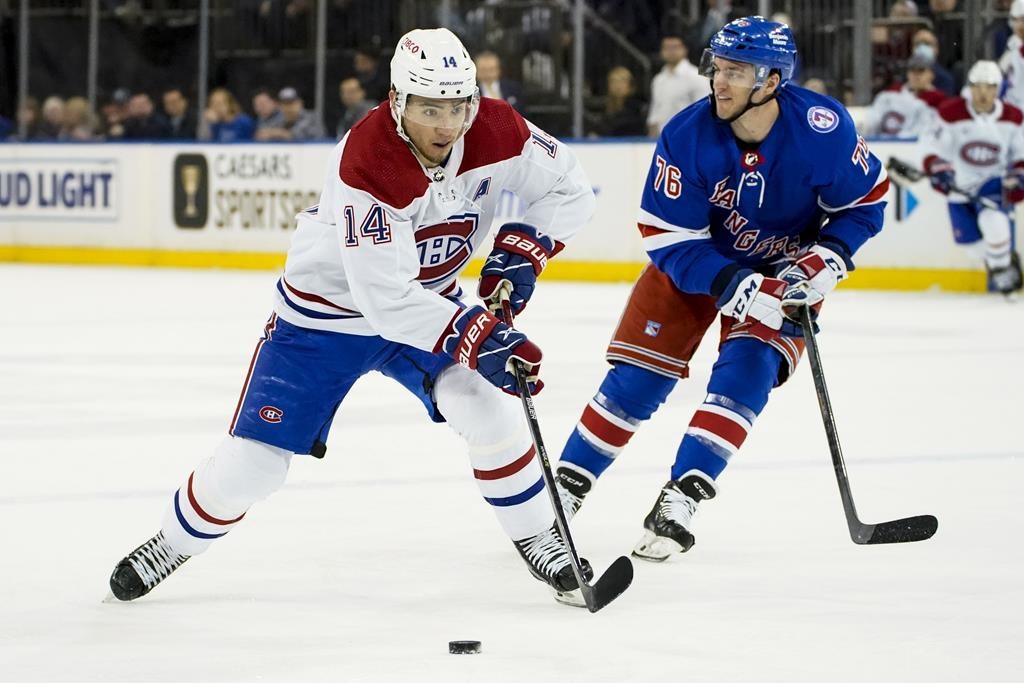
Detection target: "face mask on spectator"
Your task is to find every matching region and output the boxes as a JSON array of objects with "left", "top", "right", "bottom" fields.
[{"left": 913, "top": 43, "right": 936, "bottom": 62}]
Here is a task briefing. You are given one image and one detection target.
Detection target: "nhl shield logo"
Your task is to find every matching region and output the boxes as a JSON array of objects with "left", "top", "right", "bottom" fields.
[{"left": 807, "top": 106, "right": 840, "bottom": 133}]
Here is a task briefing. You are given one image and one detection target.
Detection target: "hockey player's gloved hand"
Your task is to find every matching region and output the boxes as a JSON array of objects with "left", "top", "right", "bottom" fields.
[
  {"left": 924, "top": 157, "right": 955, "bottom": 195},
  {"left": 717, "top": 270, "right": 803, "bottom": 340},
  {"left": 778, "top": 243, "right": 850, "bottom": 318},
  {"left": 478, "top": 223, "right": 557, "bottom": 320},
  {"left": 438, "top": 305, "right": 544, "bottom": 396},
  {"left": 1003, "top": 171, "right": 1024, "bottom": 203}
]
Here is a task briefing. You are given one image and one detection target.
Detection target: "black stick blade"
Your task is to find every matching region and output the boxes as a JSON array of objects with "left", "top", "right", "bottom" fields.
[
  {"left": 862, "top": 515, "right": 938, "bottom": 545},
  {"left": 580, "top": 556, "right": 634, "bottom": 613}
]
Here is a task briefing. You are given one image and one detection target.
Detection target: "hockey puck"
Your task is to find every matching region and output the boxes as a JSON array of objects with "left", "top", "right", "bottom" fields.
[{"left": 448, "top": 640, "right": 481, "bottom": 655}]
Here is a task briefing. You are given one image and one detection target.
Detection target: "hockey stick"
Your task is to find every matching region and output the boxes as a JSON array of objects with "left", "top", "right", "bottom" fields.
[
  {"left": 500, "top": 297, "right": 633, "bottom": 612},
  {"left": 887, "top": 156, "right": 1002, "bottom": 210},
  {"left": 798, "top": 305, "right": 938, "bottom": 544}
]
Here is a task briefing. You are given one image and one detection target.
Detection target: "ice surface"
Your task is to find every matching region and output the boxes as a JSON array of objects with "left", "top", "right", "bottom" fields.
[{"left": 1, "top": 264, "right": 1022, "bottom": 682}]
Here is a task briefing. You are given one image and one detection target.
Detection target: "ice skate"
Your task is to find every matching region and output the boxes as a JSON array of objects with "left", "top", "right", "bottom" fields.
[
  {"left": 514, "top": 523, "right": 593, "bottom": 607},
  {"left": 108, "top": 532, "right": 190, "bottom": 601},
  {"left": 990, "top": 253, "right": 1023, "bottom": 297},
  {"left": 555, "top": 465, "right": 594, "bottom": 521},
  {"left": 632, "top": 470, "right": 717, "bottom": 562}
]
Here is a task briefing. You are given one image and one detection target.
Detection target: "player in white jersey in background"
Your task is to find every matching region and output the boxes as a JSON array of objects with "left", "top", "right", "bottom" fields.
[
  {"left": 108, "top": 27, "right": 598, "bottom": 606},
  {"left": 923, "top": 60, "right": 1024, "bottom": 295},
  {"left": 862, "top": 54, "right": 946, "bottom": 138},
  {"left": 999, "top": 0, "right": 1024, "bottom": 108}
]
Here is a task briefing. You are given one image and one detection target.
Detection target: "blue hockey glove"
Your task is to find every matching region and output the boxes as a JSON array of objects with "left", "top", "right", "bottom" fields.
[
  {"left": 924, "top": 156, "right": 955, "bottom": 195},
  {"left": 438, "top": 305, "right": 543, "bottom": 395},
  {"left": 717, "top": 270, "right": 803, "bottom": 340},
  {"left": 478, "top": 223, "right": 556, "bottom": 319},
  {"left": 1003, "top": 169, "right": 1024, "bottom": 204}
]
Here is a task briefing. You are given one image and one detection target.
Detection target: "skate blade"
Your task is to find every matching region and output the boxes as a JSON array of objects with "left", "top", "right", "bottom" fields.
[
  {"left": 553, "top": 587, "right": 587, "bottom": 608},
  {"left": 631, "top": 530, "right": 683, "bottom": 563}
]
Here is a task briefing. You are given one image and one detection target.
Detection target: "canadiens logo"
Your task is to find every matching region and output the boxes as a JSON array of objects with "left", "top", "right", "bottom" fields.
[
  {"left": 880, "top": 111, "right": 906, "bottom": 134},
  {"left": 259, "top": 406, "right": 283, "bottom": 423},
  {"left": 960, "top": 141, "right": 1000, "bottom": 166},
  {"left": 807, "top": 106, "right": 839, "bottom": 133},
  {"left": 415, "top": 213, "right": 481, "bottom": 285}
]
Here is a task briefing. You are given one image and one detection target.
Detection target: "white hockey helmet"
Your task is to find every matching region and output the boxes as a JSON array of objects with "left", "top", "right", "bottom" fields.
[
  {"left": 1011, "top": 0, "right": 1024, "bottom": 19},
  {"left": 389, "top": 28, "right": 480, "bottom": 142},
  {"left": 967, "top": 60, "right": 1003, "bottom": 86}
]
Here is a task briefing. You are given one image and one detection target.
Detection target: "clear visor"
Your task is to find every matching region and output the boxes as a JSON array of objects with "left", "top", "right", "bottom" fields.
[
  {"left": 401, "top": 94, "right": 480, "bottom": 131},
  {"left": 699, "top": 49, "right": 760, "bottom": 90}
]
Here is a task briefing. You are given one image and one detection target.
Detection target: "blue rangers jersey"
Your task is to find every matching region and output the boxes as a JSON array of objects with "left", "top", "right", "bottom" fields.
[{"left": 638, "top": 85, "right": 889, "bottom": 297}]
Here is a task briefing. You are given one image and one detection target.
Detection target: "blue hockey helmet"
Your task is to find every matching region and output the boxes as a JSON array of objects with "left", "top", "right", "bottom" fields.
[{"left": 700, "top": 16, "right": 797, "bottom": 89}]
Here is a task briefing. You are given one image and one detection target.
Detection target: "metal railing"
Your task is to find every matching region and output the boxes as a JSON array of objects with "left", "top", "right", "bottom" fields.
[{"left": 0, "top": 0, "right": 1015, "bottom": 141}]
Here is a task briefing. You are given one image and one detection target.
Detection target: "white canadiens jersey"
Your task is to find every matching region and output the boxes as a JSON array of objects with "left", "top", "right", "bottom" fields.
[
  {"left": 922, "top": 97, "right": 1024, "bottom": 199},
  {"left": 273, "top": 98, "right": 595, "bottom": 351},
  {"left": 863, "top": 86, "right": 944, "bottom": 138},
  {"left": 1000, "top": 35, "right": 1024, "bottom": 108}
]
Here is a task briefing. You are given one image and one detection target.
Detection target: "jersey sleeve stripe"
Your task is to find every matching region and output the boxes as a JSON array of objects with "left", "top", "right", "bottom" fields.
[{"left": 817, "top": 166, "right": 890, "bottom": 212}]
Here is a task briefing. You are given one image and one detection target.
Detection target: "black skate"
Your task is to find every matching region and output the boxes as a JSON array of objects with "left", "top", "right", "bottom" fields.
[
  {"left": 514, "top": 524, "right": 594, "bottom": 607},
  {"left": 108, "top": 532, "right": 189, "bottom": 601},
  {"left": 556, "top": 465, "right": 594, "bottom": 520},
  {"left": 632, "top": 470, "right": 718, "bottom": 562},
  {"left": 989, "top": 253, "right": 1023, "bottom": 297}
]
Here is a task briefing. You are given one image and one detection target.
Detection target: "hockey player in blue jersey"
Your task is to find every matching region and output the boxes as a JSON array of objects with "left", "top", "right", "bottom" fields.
[{"left": 554, "top": 16, "right": 890, "bottom": 560}]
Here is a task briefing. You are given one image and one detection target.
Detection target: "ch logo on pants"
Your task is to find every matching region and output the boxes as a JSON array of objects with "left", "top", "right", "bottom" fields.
[{"left": 259, "top": 406, "right": 284, "bottom": 423}]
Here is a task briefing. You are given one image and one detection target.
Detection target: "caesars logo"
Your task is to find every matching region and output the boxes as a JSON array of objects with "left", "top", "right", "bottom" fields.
[
  {"left": 174, "top": 151, "right": 318, "bottom": 231},
  {"left": 173, "top": 153, "right": 209, "bottom": 228}
]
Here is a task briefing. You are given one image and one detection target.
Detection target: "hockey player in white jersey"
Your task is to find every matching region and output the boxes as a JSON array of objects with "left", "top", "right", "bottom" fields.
[
  {"left": 862, "top": 54, "right": 946, "bottom": 138},
  {"left": 923, "top": 59, "right": 1024, "bottom": 295},
  {"left": 999, "top": 0, "right": 1024, "bottom": 108},
  {"left": 108, "top": 28, "right": 598, "bottom": 605}
]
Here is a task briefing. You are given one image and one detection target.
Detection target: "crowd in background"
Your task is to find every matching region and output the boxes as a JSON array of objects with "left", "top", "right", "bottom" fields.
[{"left": 0, "top": 0, "right": 1015, "bottom": 143}]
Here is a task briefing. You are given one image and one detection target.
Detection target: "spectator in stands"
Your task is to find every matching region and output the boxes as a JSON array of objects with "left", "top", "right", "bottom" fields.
[
  {"left": 912, "top": 28, "right": 956, "bottom": 95},
  {"left": 921, "top": 0, "right": 964, "bottom": 81},
  {"left": 14, "top": 96, "right": 41, "bottom": 140},
  {"left": 862, "top": 54, "right": 945, "bottom": 138},
  {"left": 1001, "top": 1, "right": 1024, "bottom": 107},
  {"left": 35, "top": 96, "right": 66, "bottom": 140},
  {"left": 0, "top": 114, "right": 12, "bottom": 141},
  {"left": 646, "top": 33, "right": 706, "bottom": 137},
  {"left": 802, "top": 77, "right": 830, "bottom": 96},
  {"left": 202, "top": 88, "right": 255, "bottom": 142},
  {"left": 252, "top": 88, "right": 286, "bottom": 137},
  {"left": 123, "top": 93, "right": 170, "bottom": 139},
  {"left": 162, "top": 87, "right": 197, "bottom": 140},
  {"left": 62, "top": 97, "right": 99, "bottom": 141},
  {"left": 100, "top": 88, "right": 130, "bottom": 139},
  {"left": 588, "top": 66, "right": 646, "bottom": 137},
  {"left": 335, "top": 77, "right": 374, "bottom": 139},
  {"left": 697, "top": 0, "right": 735, "bottom": 49},
  {"left": 475, "top": 50, "right": 525, "bottom": 112},
  {"left": 354, "top": 47, "right": 389, "bottom": 102},
  {"left": 255, "top": 87, "right": 325, "bottom": 141}
]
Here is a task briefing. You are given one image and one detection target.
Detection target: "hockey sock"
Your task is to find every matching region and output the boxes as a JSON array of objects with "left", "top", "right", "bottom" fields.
[
  {"left": 978, "top": 208, "right": 1012, "bottom": 270},
  {"left": 560, "top": 363, "right": 676, "bottom": 480},
  {"left": 161, "top": 436, "right": 292, "bottom": 557},
  {"left": 435, "top": 365, "right": 553, "bottom": 540},
  {"left": 671, "top": 338, "right": 779, "bottom": 481}
]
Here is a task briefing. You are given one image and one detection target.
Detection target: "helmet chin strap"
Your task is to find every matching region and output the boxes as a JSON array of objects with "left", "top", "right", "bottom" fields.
[{"left": 709, "top": 83, "right": 779, "bottom": 124}]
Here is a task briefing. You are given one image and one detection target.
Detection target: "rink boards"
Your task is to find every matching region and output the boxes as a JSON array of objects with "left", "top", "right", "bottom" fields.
[{"left": 0, "top": 139, "right": 998, "bottom": 291}]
